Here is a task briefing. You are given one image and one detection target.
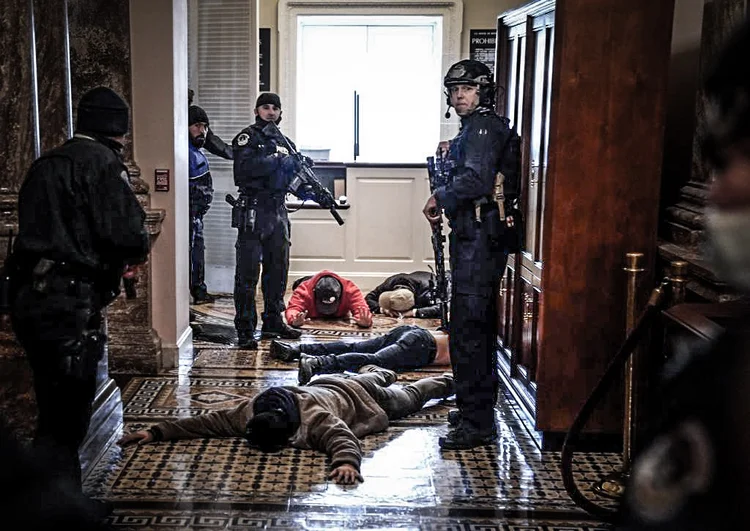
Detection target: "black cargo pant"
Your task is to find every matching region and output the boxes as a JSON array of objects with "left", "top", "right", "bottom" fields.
[
  {"left": 189, "top": 175, "right": 213, "bottom": 299},
  {"left": 234, "top": 196, "right": 290, "bottom": 341},
  {"left": 448, "top": 206, "right": 507, "bottom": 436},
  {"left": 301, "top": 325, "right": 437, "bottom": 373},
  {"left": 10, "top": 277, "right": 106, "bottom": 490}
]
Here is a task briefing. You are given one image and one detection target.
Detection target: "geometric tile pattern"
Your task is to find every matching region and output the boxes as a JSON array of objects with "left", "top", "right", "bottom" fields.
[
  {"left": 85, "top": 300, "right": 620, "bottom": 530},
  {"left": 107, "top": 510, "right": 613, "bottom": 530}
]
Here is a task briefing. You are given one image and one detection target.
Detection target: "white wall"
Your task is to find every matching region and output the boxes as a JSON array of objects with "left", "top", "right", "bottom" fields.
[
  {"left": 130, "top": 0, "right": 191, "bottom": 366},
  {"left": 288, "top": 166, "right": 445, "bottom": 291}
]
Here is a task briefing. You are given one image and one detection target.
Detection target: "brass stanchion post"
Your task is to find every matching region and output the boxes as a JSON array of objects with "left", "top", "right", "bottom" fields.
[
  {"left": 593, "top": 252, "right": 645, "bottom": 498},
  {"left": 668, "top": 261, "right": 688, "bottom": 305}
]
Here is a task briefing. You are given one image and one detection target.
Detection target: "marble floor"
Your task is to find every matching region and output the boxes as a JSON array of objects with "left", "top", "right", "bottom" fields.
[{"left": 85, "top": 297, "right": 620, "bottom": 530}]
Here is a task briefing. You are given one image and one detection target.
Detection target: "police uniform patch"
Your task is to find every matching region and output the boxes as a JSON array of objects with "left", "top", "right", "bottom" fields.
[
  {"left": 237, "top": 133, "right": 250, "bottom": 146},
  {"left": 276, "top": 146, "right": 289, "bottom": 155}
]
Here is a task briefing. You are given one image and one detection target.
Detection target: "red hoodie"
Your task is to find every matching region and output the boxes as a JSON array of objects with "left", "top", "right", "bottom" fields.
[{"left": 286, "top": 270, "right": 372, "bottom": 324}]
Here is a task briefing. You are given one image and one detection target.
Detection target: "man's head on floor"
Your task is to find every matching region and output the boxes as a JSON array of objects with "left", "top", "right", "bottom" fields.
[
  {"left": 244, "top": 388, "right": 300, "bottom": 452},
  {"left": 313, "top": 275, "right": 342, "bottom": 316},
  {"left": 379, "top": 288, "right": 415, "bottom": 314}
]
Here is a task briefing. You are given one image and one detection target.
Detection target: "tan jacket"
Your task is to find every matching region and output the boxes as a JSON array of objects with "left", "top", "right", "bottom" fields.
[{"left": 151, "top": 376, "right": 388, "bottom": 471}]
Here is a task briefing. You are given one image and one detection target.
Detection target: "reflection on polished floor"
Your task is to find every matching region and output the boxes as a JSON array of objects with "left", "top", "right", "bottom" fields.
[{"left": 86, "top": 297, "right": 618, "bottom": 530}]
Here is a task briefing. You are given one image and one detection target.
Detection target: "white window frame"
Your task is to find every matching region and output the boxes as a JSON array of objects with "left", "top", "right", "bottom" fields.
[{"left": 278, "top": 0, "right": 464, "bottom": 143}]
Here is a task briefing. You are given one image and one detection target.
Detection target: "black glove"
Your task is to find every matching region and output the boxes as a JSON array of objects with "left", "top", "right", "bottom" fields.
[
  {"left": 303, "top": 156, "right": 315, "bottom": 167},
  {"left": 279, "top": 155, "right": 300, "bottom": 175}
]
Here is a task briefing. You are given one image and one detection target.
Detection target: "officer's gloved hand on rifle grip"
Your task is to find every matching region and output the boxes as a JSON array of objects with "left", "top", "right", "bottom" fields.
[
  {"left": 299, "top": 183, "right": 316, "bottom": 202},
  {"left": 279, "top": 155, "right": 301, "bottom": 175}
]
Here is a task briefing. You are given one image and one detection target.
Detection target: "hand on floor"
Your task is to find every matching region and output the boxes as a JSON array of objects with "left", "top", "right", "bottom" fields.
[
  {"left": 118, "top": 430, "right": 154, "bottom": 446},
  {"left": 290, "top": 310, "right": 308, "bottom": 327},
  {"left": 354, "top": 313, "right": 372, "bottom": 328},
  {"left": 329, "top": 464, "right": 364, "bottom": 485}
]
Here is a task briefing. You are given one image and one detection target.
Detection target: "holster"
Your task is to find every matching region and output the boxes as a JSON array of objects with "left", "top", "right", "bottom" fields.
[
  {"left": 228, "top": 195, "right": 257, "bottom": 232},
  {"left": 494, "top": 171, "right": 524, "bottom": 253},
  {"left": 59, "top": 329, "right": 106, "bottom": 380}
]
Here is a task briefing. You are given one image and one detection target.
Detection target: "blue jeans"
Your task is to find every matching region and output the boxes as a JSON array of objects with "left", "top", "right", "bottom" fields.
[{"left": 301, "top": 325, "right": 437, "bottom": 372}]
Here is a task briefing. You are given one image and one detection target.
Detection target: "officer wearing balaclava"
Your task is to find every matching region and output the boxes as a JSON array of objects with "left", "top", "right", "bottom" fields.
[{"left": 618, "top": 19, "right": 750, "bottom": 531}]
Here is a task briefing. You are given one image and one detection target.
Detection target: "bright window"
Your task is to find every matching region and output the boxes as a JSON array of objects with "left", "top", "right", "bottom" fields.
[{"left": 296, "top": 16, "right": 443, "bottom": 164}]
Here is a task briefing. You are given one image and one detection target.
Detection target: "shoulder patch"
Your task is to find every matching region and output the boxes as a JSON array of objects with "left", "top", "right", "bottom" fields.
[{"left": 236, "top": 133, "right": 250, "bottom": 147}]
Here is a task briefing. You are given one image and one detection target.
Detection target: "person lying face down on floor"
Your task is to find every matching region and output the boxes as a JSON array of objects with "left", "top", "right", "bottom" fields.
[
  {"left": 285, "top": 270, "right": 373, "bottom": 328},
  {"left": 118, "top": 366, "right": 454, "bottom": 485},
  {"left": 364, "top": 271, "right": 452, "bottom": 319},
  {"left": 270, "top": 324, "right": 452, "bottom": 385}
]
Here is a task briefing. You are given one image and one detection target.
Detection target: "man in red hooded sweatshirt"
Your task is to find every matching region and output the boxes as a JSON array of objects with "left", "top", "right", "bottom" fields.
[{"left": 286, "top": 270, "right": 373, "bottom": 328}]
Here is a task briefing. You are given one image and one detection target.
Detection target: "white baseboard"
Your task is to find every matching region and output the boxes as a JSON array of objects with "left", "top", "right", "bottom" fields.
[{"left": 161, "top": 326, "right": 193, "bottom": 371}]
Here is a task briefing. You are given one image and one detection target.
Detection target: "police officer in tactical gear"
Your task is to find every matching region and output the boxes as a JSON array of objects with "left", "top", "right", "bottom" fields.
[
  {"left": 9, "top": 87, "right": 150, "bottom": 493},
  {"left": 188, "top": 105, "right": 221, "bottom": 304},
  {"left": 423, "top": 59, "right": 520, "bottom": 450},
  {"left": 231, "top": 92, "right": 304, "bottom": 349}
]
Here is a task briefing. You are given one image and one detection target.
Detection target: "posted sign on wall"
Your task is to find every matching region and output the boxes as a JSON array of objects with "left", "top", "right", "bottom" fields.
[{"left": 469, "top": 29, "right": 497, "bottom": 76}]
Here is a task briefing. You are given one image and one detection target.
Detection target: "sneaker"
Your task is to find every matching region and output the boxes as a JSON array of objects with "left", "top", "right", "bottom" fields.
[
  {"left": 298, "top": 353, "right": 321, "bottom": 385},
  {"left": 237, "top": 336, "right": 258, "bottom": 350},
  {"left": 270, "top": 340, "right": 301, "bottom": 362},
  {"left": 438, "top": 427, "right": 498, "bottom": 450},
  {"left": 261, "top": 322, "right": 302, "bottom": 340}
]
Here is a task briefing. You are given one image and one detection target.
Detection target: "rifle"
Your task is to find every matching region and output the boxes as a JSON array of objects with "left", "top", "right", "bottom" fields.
[
  {"left": 426, "top": 155, "right": 455, "bottom": 331},
  {"left": 265, "top": 121, "right": 344, "bottom": 226}
]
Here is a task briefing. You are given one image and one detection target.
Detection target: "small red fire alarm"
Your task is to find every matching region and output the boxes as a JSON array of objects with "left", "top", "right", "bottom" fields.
[{"left": 155, "top": 169, "right": 170, "bottom": 192}]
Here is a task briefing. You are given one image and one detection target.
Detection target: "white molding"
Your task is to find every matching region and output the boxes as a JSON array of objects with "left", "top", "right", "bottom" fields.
[
  {"left": 277, "top": 0, "right": 463, "bottom": 141},
  {"left": 161, "top": 325, "right": 193, "bottom": 370}
]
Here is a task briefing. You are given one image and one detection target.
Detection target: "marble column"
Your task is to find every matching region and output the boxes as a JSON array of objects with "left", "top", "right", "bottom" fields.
[
  {"left": 68, "top": 0, "right": 166, "bottom": 375},
  {"left": 0, "top": 0, "right": 65, "bottom": 440}
]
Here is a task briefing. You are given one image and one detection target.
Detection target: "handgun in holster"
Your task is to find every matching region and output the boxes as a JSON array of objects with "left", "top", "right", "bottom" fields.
[
  {"left": 226, "top": 194, "right": 257, "bottom": 232},
  {"left": 59, "top": 329, "right": 106, "bottom": 380},
  {"left": 31, "top": 258, "right": 56, "bottom": 294}
]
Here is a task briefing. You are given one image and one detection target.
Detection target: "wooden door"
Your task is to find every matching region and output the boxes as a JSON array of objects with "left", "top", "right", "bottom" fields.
[{"left": 496, "top": 0, "right": 555, "bottom": 411}]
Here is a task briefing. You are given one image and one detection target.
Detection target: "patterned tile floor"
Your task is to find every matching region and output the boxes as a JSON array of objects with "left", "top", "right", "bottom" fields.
[{"left": 85, "top": 298, "right": 619, "bottom": 530}]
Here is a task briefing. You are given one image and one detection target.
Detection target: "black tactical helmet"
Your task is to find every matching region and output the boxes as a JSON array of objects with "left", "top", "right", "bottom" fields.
[{"left": 443, "top": 59, "right": 495, "bottom": 109}]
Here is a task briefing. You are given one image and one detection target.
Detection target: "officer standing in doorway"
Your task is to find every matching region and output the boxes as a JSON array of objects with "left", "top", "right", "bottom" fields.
[
  {"left": 423, "top": 60, "right": 521, "bottom": 449},
  {"left": 9, "top": 87, "right": 150, "bottom": 495},
  {"left": 188, "top": 104, "right": 223, "bottom": 304},
  {"left": 230, "top": 92, "right": 304, "bottom": 349}
]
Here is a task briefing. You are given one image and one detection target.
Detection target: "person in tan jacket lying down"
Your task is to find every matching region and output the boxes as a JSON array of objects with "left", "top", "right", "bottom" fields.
[{"left": 118, "top": 366, "right": 454, "bottom": 485}]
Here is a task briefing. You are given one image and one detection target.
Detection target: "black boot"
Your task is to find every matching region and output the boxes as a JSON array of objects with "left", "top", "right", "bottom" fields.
[
  {"left": 447, "top": 409, "right": 462, "bottom": 427},
  {"left": 237, "top": 334, "right": 258, "bottom": 350},
  {"left": 438, "top": 426, "right": 498, "bottom": 450},
  {"left": 298, "top": 354, "right": 338, "bottom": 384},
  {"left": 270, "top": 340, "right": 301, "bottom": 362},
  {"left": 261, "top": 320, "right": 302, "bottom": 340}
]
